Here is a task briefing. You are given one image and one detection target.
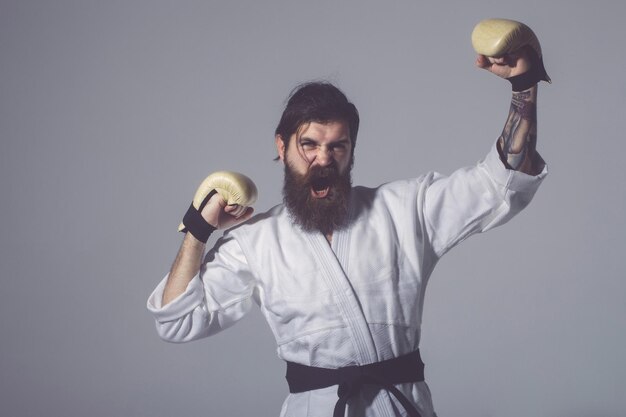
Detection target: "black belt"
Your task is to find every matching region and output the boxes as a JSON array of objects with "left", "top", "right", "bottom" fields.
[{"left": 286, "top": 350, "right": 424, "bottom": 417}]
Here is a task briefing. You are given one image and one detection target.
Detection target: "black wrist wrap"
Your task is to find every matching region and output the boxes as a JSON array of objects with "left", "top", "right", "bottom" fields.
[
  {"left": 180, "top": 190, "right": 217, "bottom": 243},
  {"left": 507, "top": 48, "right": 551, "bottom": 92}
]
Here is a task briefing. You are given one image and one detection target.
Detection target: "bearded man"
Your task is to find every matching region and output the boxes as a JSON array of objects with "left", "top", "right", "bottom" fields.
[{"left": 148, "top": 22, "right": 549, "bottom": 417}]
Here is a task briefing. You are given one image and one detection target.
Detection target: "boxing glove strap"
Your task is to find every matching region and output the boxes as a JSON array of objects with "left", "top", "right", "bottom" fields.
[
  {"left": 507, "top": 49, "right": 551, "bottom": 92},
  {"left": 181, "top": 190, "right": 217, "bottom": 243}
]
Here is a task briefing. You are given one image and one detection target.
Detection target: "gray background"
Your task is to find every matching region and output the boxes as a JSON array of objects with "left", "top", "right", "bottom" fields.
[{"left": 1, "top": 0, "right": 624, "bottom": 416}]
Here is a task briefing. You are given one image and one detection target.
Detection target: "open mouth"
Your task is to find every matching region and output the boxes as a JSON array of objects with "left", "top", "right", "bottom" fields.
[{"left": 310, "top": 177, "right": 331, "bottom": 198}]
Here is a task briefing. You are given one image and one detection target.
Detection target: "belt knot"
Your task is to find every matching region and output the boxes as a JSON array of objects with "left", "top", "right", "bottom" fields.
[{"left": 336, "top": 366, "right": 373, "bottom": 399}]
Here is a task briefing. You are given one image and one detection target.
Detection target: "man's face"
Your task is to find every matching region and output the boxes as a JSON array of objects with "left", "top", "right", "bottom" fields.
[{"left": 275, "top": 120, "right": 354, "bottom": 234}]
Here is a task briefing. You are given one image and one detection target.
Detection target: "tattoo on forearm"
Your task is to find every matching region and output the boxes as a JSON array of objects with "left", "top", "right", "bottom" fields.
[
  {"left": 499, "top": 88, "right": 537, "bottom": 172},
  {"left": 511, "top": 91, "right": 535, "bottom": 120}
]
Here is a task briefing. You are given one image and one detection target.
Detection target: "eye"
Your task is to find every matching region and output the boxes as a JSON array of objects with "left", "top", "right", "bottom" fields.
[
  {"left": 330, "top": 142, "right": 348, "bottom": 153},
  {"left": 300, "top": 140, "right": 317, "bottom": 151}
]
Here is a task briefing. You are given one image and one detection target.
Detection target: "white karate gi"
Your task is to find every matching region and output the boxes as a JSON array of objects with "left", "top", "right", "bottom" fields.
[{"left": 147, "top": 143, "right": 547, "bottom": 417}]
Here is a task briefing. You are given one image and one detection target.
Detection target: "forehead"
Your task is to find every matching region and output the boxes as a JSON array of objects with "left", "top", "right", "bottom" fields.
[{"left": 296, "top": 120, "right": 350, "bottom": 142}]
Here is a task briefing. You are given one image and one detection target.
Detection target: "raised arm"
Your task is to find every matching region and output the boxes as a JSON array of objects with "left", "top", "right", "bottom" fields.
[
  {"left": 473, "top": 18, "right": 550, "bottom": 175},
  {"left": 476, "top": 47, "right": 545, "bottom": 176}
]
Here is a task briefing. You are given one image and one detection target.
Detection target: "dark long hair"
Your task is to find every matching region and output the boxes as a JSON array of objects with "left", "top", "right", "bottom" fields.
[{"left": 275, "top": 82, "right": 360, "bottom": 155}]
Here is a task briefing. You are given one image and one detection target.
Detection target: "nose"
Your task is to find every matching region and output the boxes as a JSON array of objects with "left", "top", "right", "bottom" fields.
[{"left": 314, "top": 145, "right": 333, "bottom": 166}]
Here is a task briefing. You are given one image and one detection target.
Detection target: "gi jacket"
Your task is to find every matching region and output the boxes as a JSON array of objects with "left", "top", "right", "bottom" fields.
[{"left": 148, "top": 144, "right": 547, "bottom": 417}]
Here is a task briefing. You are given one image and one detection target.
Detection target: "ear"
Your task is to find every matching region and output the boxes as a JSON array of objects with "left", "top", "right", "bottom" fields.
[{"left": 275, "top": 135, "right": 286, "bottom": 161}]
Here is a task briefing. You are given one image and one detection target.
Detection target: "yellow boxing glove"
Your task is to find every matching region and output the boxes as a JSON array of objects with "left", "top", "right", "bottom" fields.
[
  {"left": 179, "top": 171, "right": 258, "bottom": 241},
  {"left": 472, "top": 18, "right": 551, "bottom": 90}
]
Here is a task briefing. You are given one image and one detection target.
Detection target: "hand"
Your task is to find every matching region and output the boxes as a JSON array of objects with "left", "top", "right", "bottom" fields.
[
  {"left": 475, "top": 45, "right": 533, "bottom": 80},
  {"left": 178, "top": 170, "right": 258, "bottom": 238},
  {"left": 201, "top": 192, "right": 254, "bottom": 230}
]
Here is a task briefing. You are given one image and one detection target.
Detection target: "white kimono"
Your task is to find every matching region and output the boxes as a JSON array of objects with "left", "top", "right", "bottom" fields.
[{"left": 147, "top": 144, "right": 547, "bottom": 417}]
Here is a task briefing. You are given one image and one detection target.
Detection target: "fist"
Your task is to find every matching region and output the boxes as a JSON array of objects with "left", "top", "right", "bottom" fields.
[
  {"left": 472, "top": 18, "right": 550, "bottom": 84},
  {"left": 475, "top": 46, "right": 533, "bottom": 79},
  {"left": 200, "top": 191, "right": 255, "bottom": 230},
  {"left": 179, "top": 171, "right": 258, "bottom": 232}
]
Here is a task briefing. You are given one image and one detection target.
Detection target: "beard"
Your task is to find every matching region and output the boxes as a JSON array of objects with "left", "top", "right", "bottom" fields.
[{"left": 282, "top": 161, "right": 352, "bottom": 236}]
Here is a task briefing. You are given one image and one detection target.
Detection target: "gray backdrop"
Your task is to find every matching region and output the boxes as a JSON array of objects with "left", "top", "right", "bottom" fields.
[{"left": 2, "top": 1, "right": 624, "bottom": 416}]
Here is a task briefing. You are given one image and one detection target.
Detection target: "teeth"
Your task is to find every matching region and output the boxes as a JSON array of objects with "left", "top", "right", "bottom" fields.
[{"left": 311, "top": 186, "right": 330, "bottom": 198}]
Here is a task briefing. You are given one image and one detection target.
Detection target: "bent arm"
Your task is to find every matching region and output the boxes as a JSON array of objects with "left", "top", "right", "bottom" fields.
[{"left": 148, "top": 188, "right": 256, "bottom": 343}]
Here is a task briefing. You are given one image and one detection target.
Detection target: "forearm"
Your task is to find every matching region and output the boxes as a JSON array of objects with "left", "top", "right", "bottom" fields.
[
  {"left": 162, "top": 233, "right": 206, "bottom": 305},
  {"left": 160, "top": 183, "right": 255, "bottom": 307},
  {"left": 497, "top": 85, "right": 541, "bottom": 175}
]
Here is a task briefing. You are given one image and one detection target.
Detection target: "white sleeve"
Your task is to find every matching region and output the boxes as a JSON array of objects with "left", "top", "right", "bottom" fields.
[
  {"left": 146, "top": 233, "right": 256, "bottom": 343},
  {"left": 423, "top": 142, "right": 547, "bottom": 257}
]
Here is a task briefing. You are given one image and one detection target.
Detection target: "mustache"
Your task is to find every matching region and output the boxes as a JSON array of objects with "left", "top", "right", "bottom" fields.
[{"left": 302, "top": 164, "right": 340, "bottom": 187}]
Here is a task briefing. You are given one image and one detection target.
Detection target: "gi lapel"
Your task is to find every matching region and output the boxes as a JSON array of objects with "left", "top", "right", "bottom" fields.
[{"left": 305, "top": 204, "right": 379, "bottom": 366}]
